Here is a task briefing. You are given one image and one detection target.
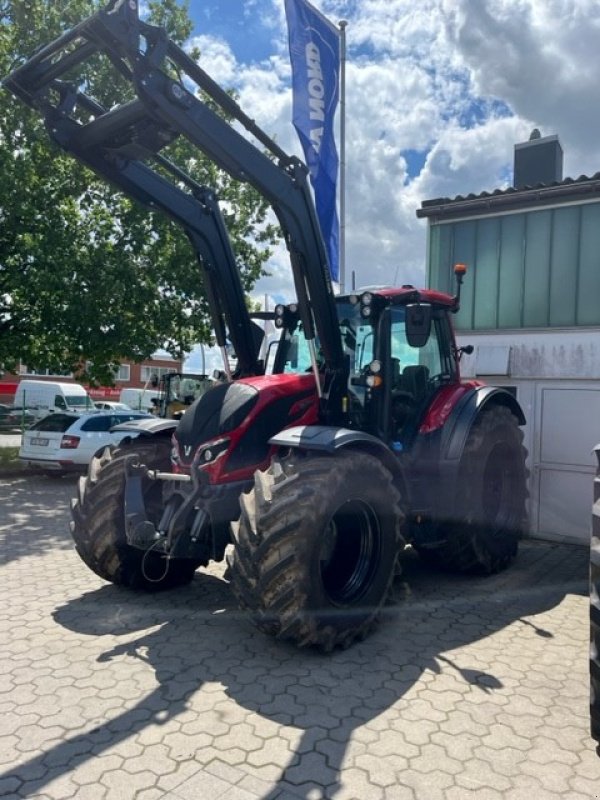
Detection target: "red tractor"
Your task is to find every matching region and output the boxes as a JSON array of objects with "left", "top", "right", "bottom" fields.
[{"left": 4, "top": 0, "right": 528, "bottom": 650}]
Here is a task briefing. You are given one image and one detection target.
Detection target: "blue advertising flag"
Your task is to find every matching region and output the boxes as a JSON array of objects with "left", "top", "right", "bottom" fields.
[{"left": 285, "top": 0, "right": 340, "bottom": 282}]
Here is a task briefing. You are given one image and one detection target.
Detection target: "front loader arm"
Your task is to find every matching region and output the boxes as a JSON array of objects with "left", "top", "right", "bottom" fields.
[{"left": 3, "top": 0, "right": 347, "bottom": 422}]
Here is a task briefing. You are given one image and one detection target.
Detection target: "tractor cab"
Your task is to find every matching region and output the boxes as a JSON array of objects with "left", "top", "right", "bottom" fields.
[
  {"left": 338, "top": 288, "right": 459, "bottom": 447},
  {"left": 271, "top": 288, "right": 461, "bottom": 447},
  {"left": 154, "top": 373, "right": 212, "bottom": 420}
]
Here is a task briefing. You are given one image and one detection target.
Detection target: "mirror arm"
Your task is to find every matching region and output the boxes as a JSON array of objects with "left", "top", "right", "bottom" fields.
[{"left": 455, "top": 344, "right": 474, "bottom": 362}]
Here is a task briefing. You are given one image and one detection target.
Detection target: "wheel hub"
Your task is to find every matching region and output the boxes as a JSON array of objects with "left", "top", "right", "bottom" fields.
[{"left": 319, "top": 499, "right": 382, "bottom": 606}]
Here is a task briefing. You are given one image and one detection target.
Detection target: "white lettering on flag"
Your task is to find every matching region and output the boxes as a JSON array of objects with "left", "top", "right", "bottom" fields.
[{"left": 285, "top": 0, "right": 341, "bottom": 281}]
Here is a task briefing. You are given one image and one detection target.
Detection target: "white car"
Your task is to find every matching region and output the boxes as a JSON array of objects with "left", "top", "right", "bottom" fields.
[
  {"left": 19, "top": 410, "right": 153, "bottom": 473},
  {"left": 93, "top": 400, "right": 132, "bottom": 411}
]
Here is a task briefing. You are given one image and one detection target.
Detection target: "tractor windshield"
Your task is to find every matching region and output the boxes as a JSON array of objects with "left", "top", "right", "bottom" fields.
[
  {"left": 335, "top": 300, "right": 376, "bottom": 428},
  {"left": 278, "top": 301, "right": 375, "bottom": 378},
  {"left": 281, "top": 331, "right": 314, "bottom": 374},
  {"left": 336, "top": 301, "right": 375, "bottom": 374}
]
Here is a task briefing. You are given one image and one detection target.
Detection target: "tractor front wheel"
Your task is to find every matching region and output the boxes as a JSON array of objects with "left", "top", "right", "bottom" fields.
[
  {"left": 70, "top": 438, "right": 200, "bottom": 590},
  {"left": 229, "top": 449, "right": 405, "bottom": 650}
]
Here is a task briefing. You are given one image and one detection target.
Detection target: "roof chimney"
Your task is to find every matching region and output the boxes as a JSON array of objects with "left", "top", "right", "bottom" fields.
[{"left": 513, "top": 130, "right": 563, "bottom": 189}]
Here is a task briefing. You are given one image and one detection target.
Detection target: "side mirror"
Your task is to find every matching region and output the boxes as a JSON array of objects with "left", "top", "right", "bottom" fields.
[{"left": 406, "top": 303, "right": 432, "bottom": 348}]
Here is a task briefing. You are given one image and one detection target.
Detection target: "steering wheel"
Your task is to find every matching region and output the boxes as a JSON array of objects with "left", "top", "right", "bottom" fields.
[{"left": 391, "top": 389, "right": 415, "bottom": 406}]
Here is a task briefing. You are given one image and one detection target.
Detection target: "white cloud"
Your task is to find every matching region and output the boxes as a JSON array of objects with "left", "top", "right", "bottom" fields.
[
  {"left": 183, "top": 342, "right": 222, "bottom": 375},
  {"left": 190, "top": 34, "right": 238, "bottom": 84},
  {"left": 187, "top": 0, "right": 600, "bottom": 314},
  {"left": 442, "top": 0, "right": 600, "bottom": 176}
]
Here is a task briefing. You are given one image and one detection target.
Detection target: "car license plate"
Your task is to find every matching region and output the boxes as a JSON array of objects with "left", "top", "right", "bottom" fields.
[{"left": 30, "top": 437, "right": 49, "bottom": 446}]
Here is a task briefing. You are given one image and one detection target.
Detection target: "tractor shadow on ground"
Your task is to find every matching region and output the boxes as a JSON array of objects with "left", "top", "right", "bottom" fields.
[{"left": 1, "top": 541, "right": 587, "bottom": 798}]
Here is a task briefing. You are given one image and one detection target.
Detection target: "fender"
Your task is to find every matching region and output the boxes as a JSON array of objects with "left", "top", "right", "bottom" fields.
[
  {"left": 414, "top": 386, "right": 526, "bottom": 528},
  {"left": 110, "top": 417, "right": 179, "bottom": 437},
  {"left": 440, "top": 385, "right": 525, "bottom": 464},
  {"left": 269, "top": 425, "right": 403, "bottom": 481}
]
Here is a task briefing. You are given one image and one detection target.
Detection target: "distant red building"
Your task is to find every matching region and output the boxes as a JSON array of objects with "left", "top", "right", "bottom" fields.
[{"left": 0, "top": 354, "right": 183, "bottom": 403}]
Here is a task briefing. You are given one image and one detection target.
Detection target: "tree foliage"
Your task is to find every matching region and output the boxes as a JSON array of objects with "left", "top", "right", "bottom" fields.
[{"left": 0, "top": 0, "right": 277, "bottom": 384}]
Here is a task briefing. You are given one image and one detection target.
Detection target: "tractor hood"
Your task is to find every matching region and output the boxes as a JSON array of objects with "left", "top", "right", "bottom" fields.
[{"left": 174, "top": 372, "right": 317, "bottom": 470}]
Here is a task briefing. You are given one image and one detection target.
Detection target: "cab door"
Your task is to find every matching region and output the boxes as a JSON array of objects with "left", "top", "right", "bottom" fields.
[{"left": 385, "top": 306, "right": 455, "bottom": 445}]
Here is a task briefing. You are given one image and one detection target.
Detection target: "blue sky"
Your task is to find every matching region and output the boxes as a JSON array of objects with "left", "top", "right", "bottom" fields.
[
  {"left": 180, "top": 0, "right": 600, "bottom": 372},
  {"left": 190, "top": 2, "right": 277, "bottom": 62}
]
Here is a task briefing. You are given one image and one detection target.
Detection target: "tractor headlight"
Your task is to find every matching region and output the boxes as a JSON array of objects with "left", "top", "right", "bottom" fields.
[
  {"left": 275, "top": 303, "right": 286, "bottom": 328},
  {"left": 195, "top": 437, "right": 230, "bottom": 468}
]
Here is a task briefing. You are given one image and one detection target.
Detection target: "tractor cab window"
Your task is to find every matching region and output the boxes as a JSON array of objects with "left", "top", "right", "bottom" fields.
[
  {"left": 281, "top": 328, "right": 314, "bottom": 374},
  {"left": 341, "top": 321, "right": 374, "bottom": 373},
  {"left": 177, "top": 376, "right": 210, "bottom": 404},
  {"left": 388, "top": 306, "right": 454, "bottom": 440},
  {"left": 264, "top": 322, "right": 316, "bottom": 375},
  {"left": 335, "top": 301, "right": 375, "bottom": 374},
  {"left": 390, "top": 307, "right": 447, "bottom": 402},
  {"left": 335, "top": 300, "right": 376, "bottom": 427}
]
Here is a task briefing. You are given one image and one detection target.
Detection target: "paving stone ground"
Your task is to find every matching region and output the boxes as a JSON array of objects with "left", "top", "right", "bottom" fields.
[{"left": 1, "top": 473, "right": 599, "bottom": 799}]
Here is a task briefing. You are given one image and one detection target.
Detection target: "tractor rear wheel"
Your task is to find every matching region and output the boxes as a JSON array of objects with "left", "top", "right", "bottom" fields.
[
  {"left": 591, "top": 521, "right": 600, "bottom": 746},
  {"left": 70, "top": 438, "right": 199, "bottom": 590},
  {"left": 420, "top": 405, "right": 527, "bottom": 574},
  {"left": 228, "top": 450, "right": 404, "bottom": 650}
]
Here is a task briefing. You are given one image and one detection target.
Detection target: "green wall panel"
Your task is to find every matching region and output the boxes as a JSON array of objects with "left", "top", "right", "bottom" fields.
[{"left": 427, "top": 202, "right": 600, "bottom": 331}]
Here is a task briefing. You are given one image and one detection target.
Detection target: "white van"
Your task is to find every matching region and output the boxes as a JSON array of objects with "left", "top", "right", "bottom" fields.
[
  {"left": 119, "top": 387, "right": 163, "bottom": 413},
  {"left": 14, "top": 380, "right": 94, "bottom": 420}
]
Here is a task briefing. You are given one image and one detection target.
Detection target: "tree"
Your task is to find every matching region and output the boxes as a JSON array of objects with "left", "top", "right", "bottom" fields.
[{"left": 0, "top": 0, "right": 278, "bottom": 385}]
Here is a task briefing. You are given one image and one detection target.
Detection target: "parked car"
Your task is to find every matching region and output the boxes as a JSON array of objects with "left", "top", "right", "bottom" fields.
[
  {"left": 93, "top": 401, "right": 132, "bottom": 411},
  {"left": 14, "top": 379, "right": 94, "bottom": 421},
  {"left": 19, "top": 410, "right": 153, "bottom": 473},
  {"left": 0, "top": 404, "right": 36, "bottom": 431},
  {"left": 0, "top": 404, "right": 14, "bottom": 430}
]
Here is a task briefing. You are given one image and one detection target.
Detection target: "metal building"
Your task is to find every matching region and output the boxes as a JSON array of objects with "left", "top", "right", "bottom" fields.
[{"left": 418, "top": 132, "right": 600, "bottom": 544}]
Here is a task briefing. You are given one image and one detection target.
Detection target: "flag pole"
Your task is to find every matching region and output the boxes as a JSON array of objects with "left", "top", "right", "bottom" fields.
[{"left": 338, "top": 19, "right": 347, "bottom": 294}]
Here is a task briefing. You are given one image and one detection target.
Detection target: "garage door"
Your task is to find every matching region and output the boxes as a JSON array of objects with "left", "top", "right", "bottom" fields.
[{"left": 535, "top": 385, "right": 600, "bottom": 542}]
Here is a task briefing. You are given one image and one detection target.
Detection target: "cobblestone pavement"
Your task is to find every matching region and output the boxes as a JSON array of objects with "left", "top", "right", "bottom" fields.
[{"left": 1, "top": 474, "right": 599, "bottom": 800}]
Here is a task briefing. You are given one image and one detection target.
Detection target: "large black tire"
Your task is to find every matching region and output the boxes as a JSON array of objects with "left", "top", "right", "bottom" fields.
[
  {"left": 70, "top": 437, "right": 199, "bottom": 591},
  {"left": 591, "top": 488, "right": 600, "bottom": 747},
  {"left": 228, "top": 450, "right": 405, "bottom": 651},
  {"left": 419, "top": 405, "right": 528, "bottom": 574}
]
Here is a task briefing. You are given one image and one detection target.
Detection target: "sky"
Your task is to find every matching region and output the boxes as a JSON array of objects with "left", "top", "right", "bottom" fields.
[{"left": 180, "top": 0, "right": 600, "bottom": 373}]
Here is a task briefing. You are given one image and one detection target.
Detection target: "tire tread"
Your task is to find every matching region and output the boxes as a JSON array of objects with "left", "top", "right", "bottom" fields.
[{"left": 229, "top": 450, "right": 405, "bottom": 650}]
